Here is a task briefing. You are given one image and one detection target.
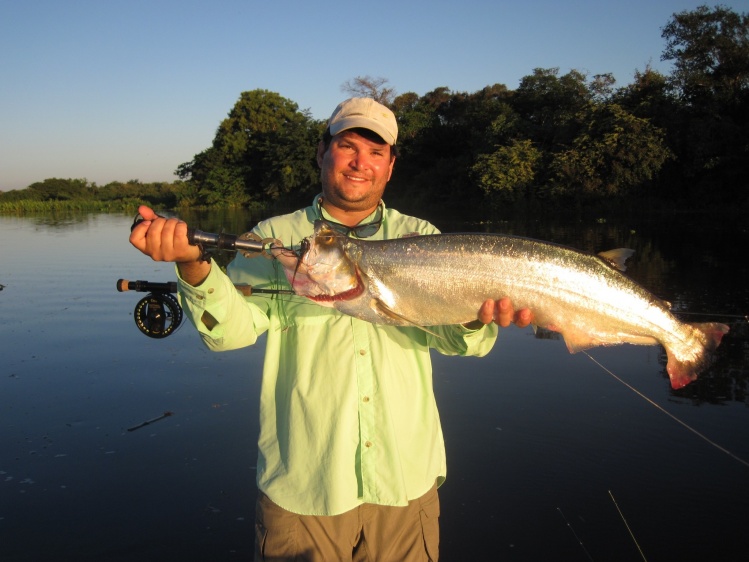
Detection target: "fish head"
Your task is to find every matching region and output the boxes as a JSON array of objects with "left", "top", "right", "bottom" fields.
[{"left": 293, "top": 221, "right": 361, "bottom": 300}]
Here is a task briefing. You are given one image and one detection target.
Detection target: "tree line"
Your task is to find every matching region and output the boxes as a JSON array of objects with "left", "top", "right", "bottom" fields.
[{"left": 2, "top": 5, "right": 746, "bottom": 216}]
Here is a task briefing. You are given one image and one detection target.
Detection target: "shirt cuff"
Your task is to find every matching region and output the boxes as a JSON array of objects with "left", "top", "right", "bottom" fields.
[{"left": 176, "top": 260, "right": 232, "bottom": 335}]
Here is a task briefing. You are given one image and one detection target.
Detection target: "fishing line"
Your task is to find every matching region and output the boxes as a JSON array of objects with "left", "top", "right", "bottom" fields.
[
  {"left": 608, "top": 490, "right": 648, "bottom": 562},
  {"left": 582, "top": 351, "right": 749, "bottom": 470},
  {"left": 556, "top": 507, "right": 595, "bottom": 562}
]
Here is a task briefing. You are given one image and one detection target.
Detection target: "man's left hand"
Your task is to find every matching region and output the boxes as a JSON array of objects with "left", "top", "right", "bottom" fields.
[{"left": 476, "top": 297, "right": 533, "bottom": 328}]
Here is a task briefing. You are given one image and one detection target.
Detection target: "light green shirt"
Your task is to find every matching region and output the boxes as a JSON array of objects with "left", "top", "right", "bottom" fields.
[{"left": 178, "top": 196, "right": 498, "bottom": 516}]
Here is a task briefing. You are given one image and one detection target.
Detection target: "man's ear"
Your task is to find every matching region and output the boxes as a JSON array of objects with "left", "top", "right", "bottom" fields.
[
  {"left": 316, "top": 141, "right": 326, "bottom": 168},
  {"left": 387, "top": 156, "right": 396, "bottom": 181}
]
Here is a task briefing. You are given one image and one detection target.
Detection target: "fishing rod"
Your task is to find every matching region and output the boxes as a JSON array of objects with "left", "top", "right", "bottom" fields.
[
  {"left": 120, "top": 217, "right": 295, "bottom": 338},
  {"left": 129, "top": 212, "right": 286, "bottom": 260},
  {"left": 187, "top": 227, "right": 283, "bottom": 260}
]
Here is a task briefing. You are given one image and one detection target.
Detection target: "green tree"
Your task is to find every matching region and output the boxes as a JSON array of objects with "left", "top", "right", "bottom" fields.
[
  {"left": 200, "top": 166, "right": 249, "bottom": 207},
  {"left": 27, "top": 178, "right": 93, "bottom": 200},
  {"left": 660, "top": 4, "right": 749, "bottom": 199},
  {"left": 389, "top": 85, "right": 518, "bottom": 208},
  {"left": 391, "top": 92, "right": 433, "bottom": 143},
  {"left": 661, "top": 4, "right": 749, "bottom": 106},
  {"left": 179, "top": 90, "right": 322, "bottom": 206},
  {"left": 549, "top": 103, "right": 671, "bottom": 200},
  {"left": 172, "top": 179, "right": 200, "bottom": 207},
  {"left": 472, "top": 139, "right": 541, "bottom": 202},
  {"left": 512, "top": 68, "right": 591, "bottom": 150},
  {"left": 614, "top": 66, "right": 676, "bottom": 124}
]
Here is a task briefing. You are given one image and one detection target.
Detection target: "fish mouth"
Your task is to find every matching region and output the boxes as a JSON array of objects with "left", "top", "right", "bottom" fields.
[{"left": 308, "top": 269, "right": 365, "bottom": 302}]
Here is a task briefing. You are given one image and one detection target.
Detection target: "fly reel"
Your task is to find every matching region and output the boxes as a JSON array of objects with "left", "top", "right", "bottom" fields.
[
  {"left": 133, "top": 292, "right": 183, "bottom": 338},
  {"left": 118, "top": 279, "right": 183, "bottom": 338}
]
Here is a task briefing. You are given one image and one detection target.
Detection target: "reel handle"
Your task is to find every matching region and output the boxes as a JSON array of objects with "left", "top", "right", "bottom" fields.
[{"left": 117, "top": 279, "right": 177, "bottom": 293}]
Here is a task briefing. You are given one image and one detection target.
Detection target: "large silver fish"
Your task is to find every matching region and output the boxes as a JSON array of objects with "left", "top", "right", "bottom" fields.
[{"left": 277, "top": 222, "right": 729, "bottom": 389}]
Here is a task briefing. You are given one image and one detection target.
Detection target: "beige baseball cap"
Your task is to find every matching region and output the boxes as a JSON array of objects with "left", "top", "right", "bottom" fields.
[{"left": 327, "top": 97, "right": 398, "bottom": 145}]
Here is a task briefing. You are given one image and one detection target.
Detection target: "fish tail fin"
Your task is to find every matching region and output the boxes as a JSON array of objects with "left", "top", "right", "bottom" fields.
[
  {"left": 665, "top": 322, "right": 730, "bottom": 389},
  {"left": 693, "top": 321, "right": 731, "bottom": 351}
]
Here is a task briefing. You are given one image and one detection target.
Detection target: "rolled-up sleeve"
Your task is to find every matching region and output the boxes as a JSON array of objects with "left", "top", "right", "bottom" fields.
[
  {"left": 427, "top": 322, "right": 498, "bottom": 357},
  {"left": 176, "top": 260, "right": 270, "bottom": 351}
]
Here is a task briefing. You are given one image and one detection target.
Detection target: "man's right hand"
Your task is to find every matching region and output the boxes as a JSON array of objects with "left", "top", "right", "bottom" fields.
[{"left": 129, "top": 205, "right": 210, "bottom": 285}]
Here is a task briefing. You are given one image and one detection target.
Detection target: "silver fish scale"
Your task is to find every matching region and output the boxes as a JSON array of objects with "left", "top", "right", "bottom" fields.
[{"left": 346, "top": 233, "right": 661, "bottom": 329}]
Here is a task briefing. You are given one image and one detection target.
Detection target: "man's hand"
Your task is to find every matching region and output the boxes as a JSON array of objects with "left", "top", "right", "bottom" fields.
[
  {"left": 129, "top": 205, "right": 200, "bottom": 263},
  {"left": 469, "top": 297, "right": 533, "bottom": 329},
  {"left": 129, "top": 205, "right": 210, "bottom": 285}
]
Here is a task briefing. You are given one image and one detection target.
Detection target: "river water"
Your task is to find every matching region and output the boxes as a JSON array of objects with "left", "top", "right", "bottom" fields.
[{"left": 1, "top": 210, "right": 747, "bottom": 561}]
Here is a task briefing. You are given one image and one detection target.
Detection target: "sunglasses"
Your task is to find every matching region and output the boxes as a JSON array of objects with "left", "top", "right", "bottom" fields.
[{"left": 317, "top": 199, "right": 384, "bottom": 238}]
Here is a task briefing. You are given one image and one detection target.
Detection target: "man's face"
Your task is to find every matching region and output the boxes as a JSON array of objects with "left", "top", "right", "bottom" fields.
[{"left": 317, "top": 130, "right": 395, "bottom": 213}]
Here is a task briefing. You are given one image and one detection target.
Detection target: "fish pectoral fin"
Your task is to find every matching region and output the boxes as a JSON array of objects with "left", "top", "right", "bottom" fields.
[{"left": 373, "top": 300, "right": 443, "bottom": 338}]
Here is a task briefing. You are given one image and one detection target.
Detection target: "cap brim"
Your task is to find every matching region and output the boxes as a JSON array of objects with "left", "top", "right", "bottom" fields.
[{"left": 329, "top": 117, "right": 396, "bottom": 145}]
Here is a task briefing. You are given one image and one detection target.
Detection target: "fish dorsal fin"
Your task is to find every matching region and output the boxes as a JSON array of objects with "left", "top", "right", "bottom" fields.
[
  {"left": 373, "top": 299, "right": 443, "bottom": 338},
  {"left": 597, "top": 248, "right": 635, "bottom": 272}
]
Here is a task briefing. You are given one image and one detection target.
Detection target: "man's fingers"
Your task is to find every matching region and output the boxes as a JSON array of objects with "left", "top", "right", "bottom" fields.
[
  {"left": 495, "top": 297, "right": 513, "bottom": 327},
  {"left": 477, "top": 300, "right": 495, "bottom": 325},
  {"left": 137, "top": 205, "right": 159, "bottom": 221},
  {"left": 515, "top": 308, "right": 533, "bottom": 328},
  {"left": 128, "top": 208, "right": 198, "bottom": 263}
]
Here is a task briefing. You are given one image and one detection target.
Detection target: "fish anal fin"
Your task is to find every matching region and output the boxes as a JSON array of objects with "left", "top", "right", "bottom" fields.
[
  {"left": 552, "top": 322, "right": 660, "bottom": 353},
  {"left": 373, "top": 300, "right": 442, "bottom": 338},
  {"left": 560, "top": 330, "right": 600, "bottom": 353},
  {"left": 597, "top": 248, "right": 635, "bottom": 272}
]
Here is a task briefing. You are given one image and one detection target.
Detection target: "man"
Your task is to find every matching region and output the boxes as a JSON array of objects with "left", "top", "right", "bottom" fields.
[{"left": 131, "top": 97, "right": 531, "bottom": 561}]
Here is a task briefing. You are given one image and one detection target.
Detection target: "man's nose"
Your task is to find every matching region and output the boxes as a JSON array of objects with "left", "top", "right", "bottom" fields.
[{"left": 349, "top": 152, "right": 368, "bottom": 169}]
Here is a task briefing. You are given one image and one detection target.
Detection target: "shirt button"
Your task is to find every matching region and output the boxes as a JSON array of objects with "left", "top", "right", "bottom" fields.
[
  {"left": 362, "top": 396, "right": 370, "bottom": 403},
  {"left": 359, "top": 349, "right": 367, "bottom": 355},
  {"left": 207, "top": 288, "right": 214, "bottom": 294},
  {"left": 365, "top": 441, "right": 373, "bottom": 448}
]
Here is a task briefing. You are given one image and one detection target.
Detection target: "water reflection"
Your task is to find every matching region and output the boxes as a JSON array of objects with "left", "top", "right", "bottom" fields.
[{"left": 26, "top": 210, "right": 104, "bottom": 228}]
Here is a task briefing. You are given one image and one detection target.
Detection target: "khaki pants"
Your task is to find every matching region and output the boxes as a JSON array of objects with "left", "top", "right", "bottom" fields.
[{"left": 254, "top": 485, "right": 440, "bottom": 562}]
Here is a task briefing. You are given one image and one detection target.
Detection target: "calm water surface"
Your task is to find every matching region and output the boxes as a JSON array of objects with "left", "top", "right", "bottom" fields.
[{"left": 1, "top": 211, "right": 748, "bottom": 561}]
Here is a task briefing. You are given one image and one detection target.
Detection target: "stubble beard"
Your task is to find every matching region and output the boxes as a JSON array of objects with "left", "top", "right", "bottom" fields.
[{"left": 322, "top": 175, "right": 384, "bottom": 213}]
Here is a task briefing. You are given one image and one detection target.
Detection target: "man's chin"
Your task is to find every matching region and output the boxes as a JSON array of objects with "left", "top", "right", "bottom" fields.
[{"left": 325, "top": 187, "right": 377, "bottom": 207}]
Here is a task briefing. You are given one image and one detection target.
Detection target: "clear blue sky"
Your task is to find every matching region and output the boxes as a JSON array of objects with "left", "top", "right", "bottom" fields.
[{"left": 0, "top": 0, "right": 740, "bottom": 191}]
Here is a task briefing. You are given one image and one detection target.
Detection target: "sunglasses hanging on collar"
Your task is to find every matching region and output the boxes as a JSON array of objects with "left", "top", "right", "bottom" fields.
[{"left": 316, "top": 198, "right": 383, "bottom": 238}]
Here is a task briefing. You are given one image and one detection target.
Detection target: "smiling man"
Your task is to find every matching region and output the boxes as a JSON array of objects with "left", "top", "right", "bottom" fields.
[{"left": 130, "top": 97, "right": 531, "bottom": 561}]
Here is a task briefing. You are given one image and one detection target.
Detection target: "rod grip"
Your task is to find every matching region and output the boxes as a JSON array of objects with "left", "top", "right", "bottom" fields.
[{"left": 116, "top": 279, "right": 178, "bottom": 293}]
